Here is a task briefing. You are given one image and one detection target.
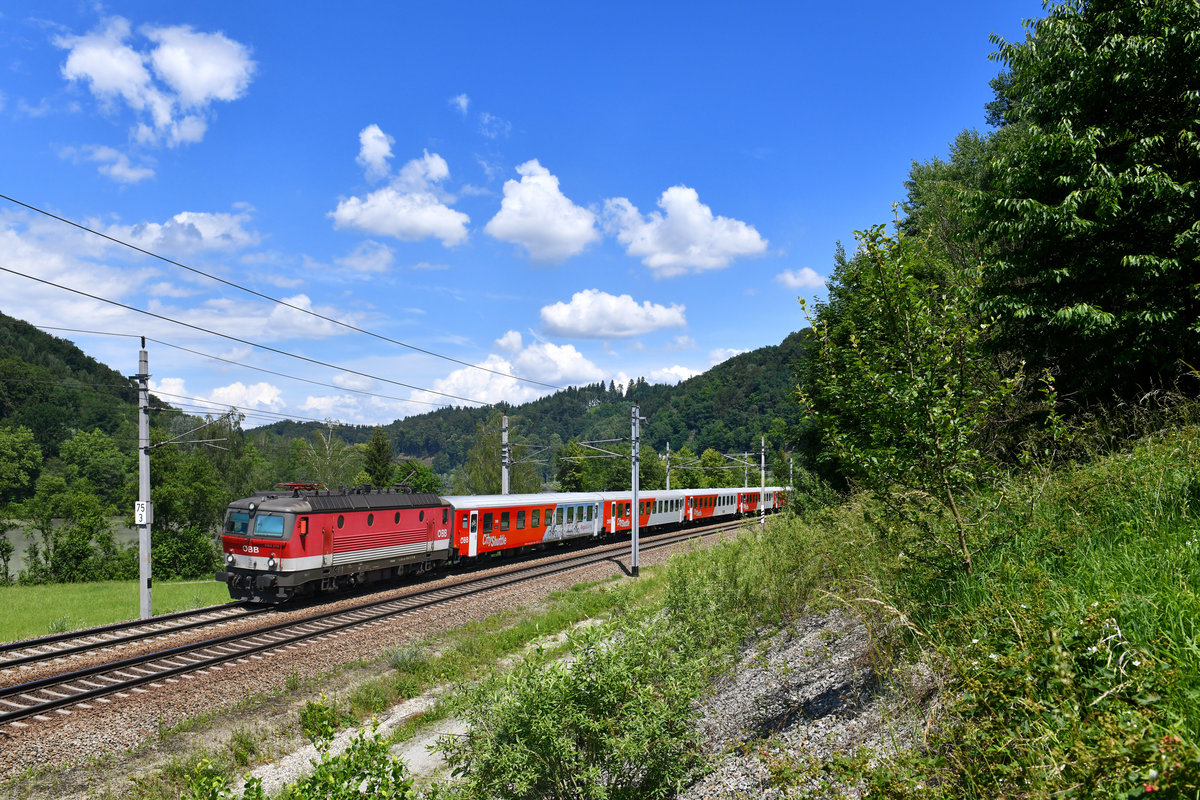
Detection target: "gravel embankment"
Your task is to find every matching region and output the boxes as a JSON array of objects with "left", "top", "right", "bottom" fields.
[{"left": 680, "top": 609, "right": 936, "bottom": 799}]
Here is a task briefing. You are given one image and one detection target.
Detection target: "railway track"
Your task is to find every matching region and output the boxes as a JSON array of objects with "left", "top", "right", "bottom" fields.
[
  {"left": 0, "top": 602, "right": 262, "bottom": 676},
  {"left": 0, "top": 520, "right": 743, "bottom": 729}
]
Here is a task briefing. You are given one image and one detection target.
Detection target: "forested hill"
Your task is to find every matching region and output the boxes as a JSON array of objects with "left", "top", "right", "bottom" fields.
[
  {"left": 0, "top": 312, "right": 141, "bottom": 457},
  {"left": 0, "top": 305, "right": 806, "bottom": 477},
  {"left": 262, "top": 330, "right": 809, "bottom": 475}
]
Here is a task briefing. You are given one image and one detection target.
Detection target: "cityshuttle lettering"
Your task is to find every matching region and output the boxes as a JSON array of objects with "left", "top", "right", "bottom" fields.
[{"left": 482, "top": 534, "right": 507, "bottom": 547}]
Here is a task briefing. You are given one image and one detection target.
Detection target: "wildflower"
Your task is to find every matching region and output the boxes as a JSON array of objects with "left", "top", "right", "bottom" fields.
[{"left": 988, "top": 653, "right": 999, "bottom": 661}]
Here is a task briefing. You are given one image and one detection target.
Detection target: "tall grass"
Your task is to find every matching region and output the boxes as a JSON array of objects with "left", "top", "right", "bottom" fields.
[{"left": 857, "top": 425, "right": 1200, "bottom": 797}]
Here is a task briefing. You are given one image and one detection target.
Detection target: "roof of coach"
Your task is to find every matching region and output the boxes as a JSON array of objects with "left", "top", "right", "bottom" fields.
[
  {"left": 229, "top": 488, "right": 444, "bottom": 515},
  {"left": 442, "top": 492, "right": 606, "bottom": 509}
]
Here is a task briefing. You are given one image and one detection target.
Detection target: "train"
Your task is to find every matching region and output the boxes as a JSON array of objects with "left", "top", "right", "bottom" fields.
[{"left": 215, "top": 483, "right": 787, "bottom": 603}]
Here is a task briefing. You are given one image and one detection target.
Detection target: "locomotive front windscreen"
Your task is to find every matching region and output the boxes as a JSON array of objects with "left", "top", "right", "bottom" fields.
[
  {"left": 253, "top": 514, "right": 288, "bottom": 538},
  {"left": 223, "top": 511, "right": 292, "bottom": 539}
]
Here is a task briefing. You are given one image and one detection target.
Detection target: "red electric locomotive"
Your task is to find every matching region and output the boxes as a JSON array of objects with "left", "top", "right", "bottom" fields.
[{"left": 216, "top": 484, "right": 452, "bottom": 603}]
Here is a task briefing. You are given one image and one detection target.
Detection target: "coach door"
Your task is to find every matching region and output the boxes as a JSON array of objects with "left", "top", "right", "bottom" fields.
[{"left": 468, "top": 511, "right": 479, "bottom": 557}]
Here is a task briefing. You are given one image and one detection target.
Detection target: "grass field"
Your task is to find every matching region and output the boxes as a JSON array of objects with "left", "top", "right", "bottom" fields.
[{"left": 0, "top": 578, "right": 234, "bottom": 642}]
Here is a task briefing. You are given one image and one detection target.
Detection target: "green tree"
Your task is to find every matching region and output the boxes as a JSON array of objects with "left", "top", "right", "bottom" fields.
[
  {"left": 974, "top": 0, "right": 1200, "bottom": 402},
  {"left": 451, "top": 413, "right": 541, "bottom": 494},
  {"left": 800, "top": 224, "right": 1029, "bottom": 573},
  {"left": 148, "top": 442, "right": 226, "bottom": 579},
  {"left": 20, "top": 477, "right": 134, "bottom": 583},
  {"left": 392, "top": 458, "right": 441, "bottom": 494},
  {"left": 299, "top": 426, "right": 363, "bottom": 489},
  {"left": 0, "top": 424, "right": 42, "bottom": 506},
  {"left": 555, "top": 441, "right": 587, "bottom": 491},
  {"left": 58, "top": 428, "right": 128, "bottom": 507},
  {"left": 668, "top": 444, "right": 701, "bottom": 489},
  {"left": 363, "top": 426, "right": 394, "bottom": 488},
  {"left": 700, "top": 448, "right": 728, "bottom": 488}
]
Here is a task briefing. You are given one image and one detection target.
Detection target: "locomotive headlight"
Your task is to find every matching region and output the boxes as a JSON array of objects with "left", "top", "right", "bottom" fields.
[
  {"left": 268, "top": 556, "right": 276, "bottom": 570},
  {"left": 226, "top": 553, "right": 235, "bottom": 565}
]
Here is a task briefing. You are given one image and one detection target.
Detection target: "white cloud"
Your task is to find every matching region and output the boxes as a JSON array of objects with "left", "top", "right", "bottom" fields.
[
  {"left": 409, "top": 341, "right": 604, "bottom": 408},
  {"left": 495, "top": 330, "right": 523, "bottom": 352},
  {"left": 330, "top": 146, "right": 469, "bottom": 246},
  {"left": 147, "top": 281, "right": 198, "bottom": 298},
  {"left": 62, "top": 144, "right": 155, "bottom": 183},
  {"left": 776, "top": 267, "right": 825, "bottom": 289},
  {"left": 479, "top": 112, "right": 510, "bottom": 139},
  {"left": 333, "top": 372, "right": 375, "bottom": 391},
  {"left": 107, "top": 208, "right": 259, "bottom": 252},
  {"left": 484, "top": 160, "right": 599, "bottom": 262},
  {"left": 604, "top": 186, "right": 768, "bottom": 277},
  {"left": 356, "top": 124, "right": 394, "bottom": 182},
  {"left": 649, "top": 365, "right": 701, "bottom": 385},
  {"left": 301, "top": 394, "right": 360, "bottom": 417},
  {"left": 143, "top": 25, "right": 254, "bottom": 106},
  {"left": 450, "top": 93, "right": 469, "bottom": 115},
  {"left": 337, "top": 240, "right": 394, "bottom": 273},
  {"left": 149, "top": 377, "right": 189, "bottom": 401},
  {"left": 55, "top": 17, "right": 254, "bottom": 148},
  {"left": 209, "top": 381, "right": 284, "bottom": 410},
  {"left": 260, "top": 293, "right": 341, "bottom": 340},
  {"left": 668, "top": 335, "right": 696, "bottom": 351},
  {"left": 709, "top": 347, "right": 747, "bottom": 366},
  {"left": 540, "top": 289, "right": 686, "bottom": 339}
]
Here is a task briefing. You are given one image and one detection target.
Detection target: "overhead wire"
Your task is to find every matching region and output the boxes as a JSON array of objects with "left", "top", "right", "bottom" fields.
[
  {"left": 0, "top": 265, "right": 489, "bottom": 407},
  {"left": 31, "top": 324, "right": 456, "bottom": 411},
  {"left": 0, "top": 192, "right": 565, "bottom": 391}
]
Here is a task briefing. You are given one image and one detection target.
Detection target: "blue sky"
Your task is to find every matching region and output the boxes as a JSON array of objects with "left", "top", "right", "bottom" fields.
[{"left": 1, "top": 1, "right": 1046, "bottom": 428}]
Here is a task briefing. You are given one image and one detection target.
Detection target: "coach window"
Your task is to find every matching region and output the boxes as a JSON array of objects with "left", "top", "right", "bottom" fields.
[
  {"left": 482, "top": 513, "right": 493, "bottom": 534},
  {"left": 501, "top": 511, "right": 510, "bottom": 531},
  {"left": 517, "top": 510, "right": 525, "bottom": 529},
  {"left": 556, "top": 507, "right": 564, "bottom": 525},
  {"left": 532, "top": 509, "right": 541, "bottom": 528},
  {"left": 367, "top": 513, "right": 374, "bottom": 527},
  {"left": 337, "top": 515, "right": 344, "bottom": 529},
  {"left": 461, "top": 513, "right": 469, "bottom": 529},
  {"left": 587, "top": 505, "right": 594, "bottom": 521}
]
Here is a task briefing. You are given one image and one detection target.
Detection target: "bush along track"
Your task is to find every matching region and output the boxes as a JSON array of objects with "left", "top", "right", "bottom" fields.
[{"left": 180, "top": 425, "right": 1200, "bottom": 798}]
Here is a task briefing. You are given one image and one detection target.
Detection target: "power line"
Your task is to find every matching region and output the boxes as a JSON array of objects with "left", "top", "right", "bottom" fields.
[
  {"left": 0, "top": 193, "right": 565, "bottom": 391},
  {"left": 31, "top": 324, "right": 456, "bottom": 411},
  {"left": 0, "top": 265, "right": 489, "bottom": 407}
]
